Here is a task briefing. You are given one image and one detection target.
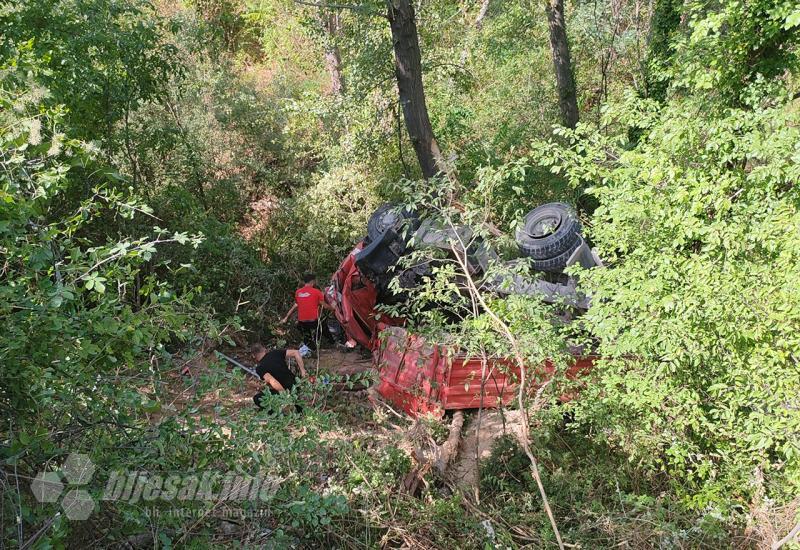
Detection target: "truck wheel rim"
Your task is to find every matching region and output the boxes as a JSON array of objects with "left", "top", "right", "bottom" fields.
[
  {"left": 378, "top": 210, "right": 399, "bottom": 232},
  {"left": 529, "top": 212, "right": 562, "bottom": 237}
]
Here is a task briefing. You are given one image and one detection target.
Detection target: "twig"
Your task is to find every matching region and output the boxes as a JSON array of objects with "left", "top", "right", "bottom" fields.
[
  {"left": 12, "top": 449, "right": 23, "bottom": 546},
  {"left": 20, "top": 512, "right": 60, "bottom": 550},
  {"left": 78, "top": 237, "right": 180, "bottom": 280},
  {"left": 474, "top": 352, "right": 488, "bottom": 503},
  {"left": 447, "top": 215, "right": 566, "bottom": 550},
  {"left": 367, "top": 387, "right": 405, "bottom": 419},
  {"left": 175, "top": 500, "right": 225, "bottom": 546},
  {"left": 773, "top": 521, "right": 800, "bottom": 550}
]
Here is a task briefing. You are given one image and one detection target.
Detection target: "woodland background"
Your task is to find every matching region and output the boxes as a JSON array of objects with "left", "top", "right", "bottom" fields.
[{"left": 2, "top": 0, "right": 799, "bottom": 547}]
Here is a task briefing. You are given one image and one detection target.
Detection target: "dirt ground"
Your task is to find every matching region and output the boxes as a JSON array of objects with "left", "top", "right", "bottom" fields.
[
  {"left": 304, "top": 348, "right": 374, "bottom": 377},
  {"left": 153, "top": 345, "right": 517, "bottom": 496},
  {"left": 450, "top": 410, "right": 525, "bottom": 494},
  {"left": 151, "top": 345, "right": 379, "bottom": 423}
]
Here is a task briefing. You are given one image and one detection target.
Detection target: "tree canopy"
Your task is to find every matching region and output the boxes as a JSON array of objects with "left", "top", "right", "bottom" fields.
[{"left": 2, "top": 0, "right": 798, "bottom": 547}]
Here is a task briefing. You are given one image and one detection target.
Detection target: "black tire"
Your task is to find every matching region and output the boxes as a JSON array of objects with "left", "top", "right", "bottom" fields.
[
  {"left": 354, "top": 228, "right": 404, "bottom": 280},
  {"left": 367, "top": 203, "right": 418, "bottom": 242},
  {"left": 530, "top": 238, "right": 581, "bottom": 273},
  {"left": 516, "top": 203, "right": 581, "bottom": 260}
]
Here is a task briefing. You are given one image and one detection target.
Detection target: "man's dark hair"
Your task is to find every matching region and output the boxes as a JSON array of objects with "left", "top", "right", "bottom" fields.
[
  {"left": 303, "top": 272, "right": 316, "bottom": 283},
  {"left": 250, "top": 342, "right": 267, "bottom": 361},
  {"left": 251, "top": 343, "right": 267, "bottom": 358}
]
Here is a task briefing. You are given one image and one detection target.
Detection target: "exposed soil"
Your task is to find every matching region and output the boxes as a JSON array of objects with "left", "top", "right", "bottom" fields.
[
  {"left": 450, "top": 409, "right": 525, "bottom": 495},
  {"left": 152, "top": 345, "right": 520, "bottom": 500},
  {"left": 238, "top": 196, "right": 278, "bottom": 243},
  {"left": 152, "top": 345, "right": 377, "bottom": 423},
  {"left": 305, "top": 348, "right": 374, "bottom": 377}
]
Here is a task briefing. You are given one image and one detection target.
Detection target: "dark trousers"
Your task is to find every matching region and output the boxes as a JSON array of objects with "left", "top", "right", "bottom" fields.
[{"left": 298, "top": 319, "right": 321, "bottom": 350}]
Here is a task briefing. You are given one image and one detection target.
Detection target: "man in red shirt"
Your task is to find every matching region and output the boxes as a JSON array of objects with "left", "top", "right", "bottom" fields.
[{"left": 281, "top": 272, "right": 333, "bottom": 350}]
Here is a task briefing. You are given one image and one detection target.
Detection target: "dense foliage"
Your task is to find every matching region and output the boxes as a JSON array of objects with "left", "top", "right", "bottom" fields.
[
  {"left": 2, "top": 0, "right": 798, "bottom": 546},
  {"left": 526, "top": 0, "right": 800, "bottom": 511},
  {"left": 531, "top": 90, "right": 800, "bottom": 510}
]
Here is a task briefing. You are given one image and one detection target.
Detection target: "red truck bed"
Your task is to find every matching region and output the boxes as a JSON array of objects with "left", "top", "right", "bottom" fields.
[{"left": 373, "top": 326, "right": 596, "bottom": 417}]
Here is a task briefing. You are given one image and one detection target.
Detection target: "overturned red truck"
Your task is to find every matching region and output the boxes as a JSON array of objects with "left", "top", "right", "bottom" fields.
[{"left": 324, "top": 203, "right": 602, "bottom": 417}]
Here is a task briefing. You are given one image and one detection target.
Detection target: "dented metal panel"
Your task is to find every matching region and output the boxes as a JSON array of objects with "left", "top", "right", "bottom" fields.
[
  {"left": 375, "top": 327, "right": 445, "bottom": 416},
  {"left": 374, "top": 326, "right": 598, "bottom": 417}
]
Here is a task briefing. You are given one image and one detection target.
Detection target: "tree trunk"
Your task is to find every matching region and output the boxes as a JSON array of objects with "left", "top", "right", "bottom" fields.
[
  {"left": 387, "top": 0, "right": 446, "bottom": 179},
  {"left": 545, "top": 0, "right": 579, "bottom": 129},
  {"left": 434, "top": 411, "right": 465, "bottom": 476},
  {"left": 474, "top": 0, "right": 491, "bottom": 31},
  {"left": 320, "top": 12, "right": 345, "bottom": 95},
  {"left": 644, "top": 0, "right": 682, "bottom": 102}
]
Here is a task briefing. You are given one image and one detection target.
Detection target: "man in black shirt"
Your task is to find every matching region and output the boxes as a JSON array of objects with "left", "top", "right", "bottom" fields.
[{"left": 252, "top": 344, "right": 308, "bottom": 409}]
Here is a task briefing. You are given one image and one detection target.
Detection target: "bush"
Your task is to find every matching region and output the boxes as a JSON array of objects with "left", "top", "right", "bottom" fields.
[
  {"left": 481, "top": 435, "right": 533, "bottom": 496},
  {"left": 529, "top": 90, "right": 800, "bottom": 510},
  {"left": 252, "top": 165, "right": 381, "bottom": 306}
]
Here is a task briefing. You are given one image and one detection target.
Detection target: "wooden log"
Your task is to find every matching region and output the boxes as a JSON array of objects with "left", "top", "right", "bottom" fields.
[
  {"left": 401, "top": 411, "right": 467, "bottom": 495},
  {"left": 774, "top": 522, "right": 800, "bottom": 550},
  {"left": 435, "top": 411, "right": 465, "bottom": 476}
]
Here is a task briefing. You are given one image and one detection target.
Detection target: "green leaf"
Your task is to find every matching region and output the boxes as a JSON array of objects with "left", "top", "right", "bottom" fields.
[
  {"left": 142, "top": 400, "right": 161, "bottom": 414},
  {"left": 784, "top": 9, "right": 800, "bottom": 29}
]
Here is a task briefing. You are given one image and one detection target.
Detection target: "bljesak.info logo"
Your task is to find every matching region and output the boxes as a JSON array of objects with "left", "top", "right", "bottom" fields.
[{"left": 31, "top": 453, "right": 281, "bottom": 521}]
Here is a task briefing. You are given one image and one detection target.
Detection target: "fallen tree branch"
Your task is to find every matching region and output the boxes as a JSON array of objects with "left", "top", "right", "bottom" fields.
[
  {"left": 401, "top": 413, "right": 466, "bottom": 495},
  {"left": 435, "top": 411, "right": 465, "bottom": 476},
  {"left": 448, "top": 221, "right": 566, "bottom": 550},
  {"left": 401, "top": 449, "right": 432, "bottom": 495},
  {"left": 773, "top": 521, "right": 800, "bottom": 550}
]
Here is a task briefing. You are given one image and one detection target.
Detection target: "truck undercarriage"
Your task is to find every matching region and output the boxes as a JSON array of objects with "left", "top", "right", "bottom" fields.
[{"left": 325, "top": 203, "right": 602, "bottom": 416}]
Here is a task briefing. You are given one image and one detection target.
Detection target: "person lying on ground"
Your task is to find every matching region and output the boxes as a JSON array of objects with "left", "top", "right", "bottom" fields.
[
  {"left": 251, "top": 343, "right": 308, "bottom": 409},
  {"left": 280, "top": 271, "right": 333, "bottom": 351}
]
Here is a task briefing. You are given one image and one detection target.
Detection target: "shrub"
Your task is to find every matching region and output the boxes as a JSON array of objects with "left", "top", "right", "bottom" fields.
[{"left": 530, "top": 90, "right": 800, "bottom": 510}]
